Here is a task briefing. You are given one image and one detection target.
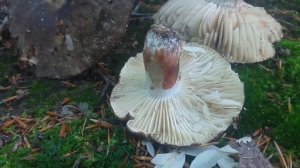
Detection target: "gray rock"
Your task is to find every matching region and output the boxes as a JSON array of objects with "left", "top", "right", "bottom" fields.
[{"left": 8, "top": 0, "right": 132, "bottom": 79}]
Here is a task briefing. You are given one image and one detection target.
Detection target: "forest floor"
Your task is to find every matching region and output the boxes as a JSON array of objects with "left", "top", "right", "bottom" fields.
[{"left": 0, "top": 0, "right": 300, "bottom": 167}]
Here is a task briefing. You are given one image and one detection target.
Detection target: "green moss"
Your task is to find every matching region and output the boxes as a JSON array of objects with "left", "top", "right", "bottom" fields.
[
  {"left": 236, "top": 40, "right": 300, "bottom": 156},
  {"left": 0, "top": 119, "right": 134, "bottom": 168}
]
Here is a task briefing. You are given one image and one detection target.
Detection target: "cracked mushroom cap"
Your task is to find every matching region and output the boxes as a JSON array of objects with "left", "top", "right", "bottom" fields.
[
  {"left": 110, "top": 25, "right": 244, "bottom": 146},
  {"left": 153, "top": 0, "right": 283, "bottom": 63}
]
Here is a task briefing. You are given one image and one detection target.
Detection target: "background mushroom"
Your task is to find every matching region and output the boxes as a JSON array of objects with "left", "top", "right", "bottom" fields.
[
  {"left": 7, "top": 0, "right": 132, "bottom": 79},
  {"left": 153, "top": 0, "right": 283, "bottom": 63},
  {"left": 110, "top": 25, "right": 244, "bottom": 146}
]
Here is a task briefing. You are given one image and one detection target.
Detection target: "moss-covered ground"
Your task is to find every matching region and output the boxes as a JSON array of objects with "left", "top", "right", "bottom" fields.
[
  {"left": 1, "top": 0, "right": 300, "bottom": 167},
  {"left": 234, "top": 40, "right": 300, "bottom": 160}
]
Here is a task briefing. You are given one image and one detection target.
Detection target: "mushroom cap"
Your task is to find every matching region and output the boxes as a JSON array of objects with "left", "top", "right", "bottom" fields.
[
  {"left": 153, "top": 0, "right": 283, "bottom": 63},
  {"left": 110, "top": 42, "right": 244, "bottom": 146}
]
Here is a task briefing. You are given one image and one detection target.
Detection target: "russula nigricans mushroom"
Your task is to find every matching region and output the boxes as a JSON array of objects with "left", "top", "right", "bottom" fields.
[
  {"left": 153, "top": 0, "right": 283, "bottom": 63},
  {"left": 110, "top": 25, "right": 244, "bottom": 146}
]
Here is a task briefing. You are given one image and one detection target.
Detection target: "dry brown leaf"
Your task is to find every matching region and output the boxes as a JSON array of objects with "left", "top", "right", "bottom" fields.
[
  {"left": 46, "top": 111, "right": 59, "bottom": 117},
  {"left": 61, "top": 97, "right": 72, "bottom": 105},
  {"left": 253, "top": 128, "right": 262, "bottom": 137},
  {"left": 16, "top": 118, "right": 28, "bottom": 129},
  {"left": 1, "top": 119, "right": 16, "bottom": 129},
  {"left": 60, "top": 122, "right": 71, "bottom": 138},
  {"left": 31, "top": 148, "right": 41, "bottom": 154}
]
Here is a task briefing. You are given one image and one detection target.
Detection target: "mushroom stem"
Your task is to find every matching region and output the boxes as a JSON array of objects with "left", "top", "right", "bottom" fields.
[{"left": 143, "top": 25, "right": 182, "bottom": 97}]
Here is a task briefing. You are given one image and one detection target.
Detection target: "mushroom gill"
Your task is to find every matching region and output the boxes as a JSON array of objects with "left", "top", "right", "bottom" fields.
[
  {"left": 153, "top": 0, "right": 283, "bottom": 63},
  {"left": 110, "top": 25, "right": 244, "bottom": 146}
]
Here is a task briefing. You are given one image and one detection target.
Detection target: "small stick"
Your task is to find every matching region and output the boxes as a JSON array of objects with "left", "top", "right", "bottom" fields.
[
  {"left": 32, "top": 148, "right": 41, "bottom": 153},
  {"left": 81, "top": 118, "right": 87, "bottom": 137},
  {"left": 278, "top": 59, "right": 282, "bottom": 70},
  {"left": 19, "top": 118, "right": 34, "bottom": 123},
  {"left": 288, "top": 154, "right": 293, "bottom": 168},
  {"left": 262, "top": 141, "right": 269, "bottom": 154},
  {"left": 0, "top": 95, "right": 17, "bottom": 105},
  {"left": 156, "top": 146, "right": 162, "bottom": 154},
  {"left": 258, "top": 136, "right": 271, "bottom": 147},
  {"left": 223, "top": 136, "right": 237, "bottom": 141},
  {"left": 288, "top": 98, "right": 292, "bottom": 113},
  {"left": 274, "top": 141, "right": 288, "bottom": 168},
  {"left": 197, "top": 141, "right": 219, "bottom": 147},
  {"left": 253, "top": 128, "right": 262, "bottom": 137},
  {"left": 135, "top": 138, "right": 141, "bottom": 156},
  {"left": 0, "top": 85, "right": 11, "bottom": 91},
  {"left": 259, "top": 64, "right": 271, "bottom": 72},
  {"left": 1, "top": 119, "right": 16, "bottom": 129},
  {"left": 85, "top": 124, "right": 99, "bottom": 130},
  {"left": 61, "top": 81, "right": 76, "bottom": 88},
  {"left": 107, "top": 129, "right": 111, "bottom": 144},
  {"left": 134, "top": 155, "right": 153, "bottom": 161},
  {"left": 23, "top": 136, "right": 31, "bottom": 148}
]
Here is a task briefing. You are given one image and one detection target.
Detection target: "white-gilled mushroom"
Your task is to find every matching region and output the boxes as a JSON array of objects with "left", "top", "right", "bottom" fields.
[
  {"left": 110, "top": 25, "right": 244, "bottom": 146},
  {"left": 153, "top": 0, "right": 283, "bottom": 63}
]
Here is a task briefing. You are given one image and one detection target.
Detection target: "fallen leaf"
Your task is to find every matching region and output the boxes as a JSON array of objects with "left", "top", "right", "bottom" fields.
[
  {"left": 142, "top": 139, "right": 155, "bottom": 157},
  {"left": 60, "top": 122, "right": 71, "bottom": 138},
  {"left": 61, "top": 97, "right": 72, "bottom": 105}
]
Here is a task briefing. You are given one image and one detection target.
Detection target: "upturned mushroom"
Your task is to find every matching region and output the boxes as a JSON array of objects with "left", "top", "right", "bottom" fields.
[
  {"left": 110, "top": 25, "right": 244, "bottom": 146},
  {"left": 153, "top": 0, "right": 283, "bottom": 63}
]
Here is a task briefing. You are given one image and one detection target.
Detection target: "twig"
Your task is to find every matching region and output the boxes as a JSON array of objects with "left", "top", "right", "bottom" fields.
[
  {"left": 96, "top": 69, "right": 115, "bottom": 104},
  {"left": 107, "top": 129, "right": 111, "bottom": 144},
  {"left": 0, "top": 95, "right": 17, "bottom": 105},
  {"left": 274, "top": 141, "right": 288, "bottom": 168},
  {"left": 259, "top": 64, "right": 271, "bottom": 72},
  {"left": 81, "top": 118, "right": 87, "bottom": 137},
  {"left": 0, "top": 85, "right": 11, "bottom": 91}
]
